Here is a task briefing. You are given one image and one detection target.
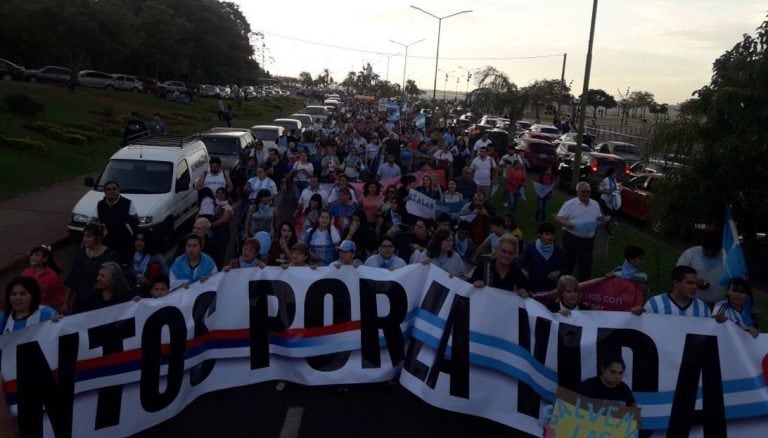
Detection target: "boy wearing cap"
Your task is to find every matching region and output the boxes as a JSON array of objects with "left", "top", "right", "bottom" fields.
[{"left": 335, "top": 240, "right": 362, "bottom": 268}]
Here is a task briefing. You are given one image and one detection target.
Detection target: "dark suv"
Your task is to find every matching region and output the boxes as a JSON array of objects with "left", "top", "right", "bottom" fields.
[{"left": 558, "top": 151, "right": 630, "bottom": 192}]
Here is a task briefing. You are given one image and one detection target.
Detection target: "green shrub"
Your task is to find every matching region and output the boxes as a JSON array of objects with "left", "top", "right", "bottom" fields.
[
  {"left": 3, "top": 93, "right": 45, "bottom": 116},
  {"left": 0, "top": 134, "right": 47, "bottom": 152},
  {"left": 28, "top": 121, "right": 90, "bottom": 144},
  {"left": 100, "top": 105, "right": 115, "bottom": 117}
]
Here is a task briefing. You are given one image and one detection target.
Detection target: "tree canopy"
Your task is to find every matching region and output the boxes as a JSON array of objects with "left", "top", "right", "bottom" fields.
[
  {"left": 648, "top": 16, "right": 768, "bottom": 250},
  {"left": 0, "top": 0, "right": 264, "bottom": 84}
]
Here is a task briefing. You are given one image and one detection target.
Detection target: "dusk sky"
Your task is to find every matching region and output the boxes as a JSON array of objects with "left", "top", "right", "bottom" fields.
[{"left": 239, "top": 0, "right": 765, "bottom": 104}]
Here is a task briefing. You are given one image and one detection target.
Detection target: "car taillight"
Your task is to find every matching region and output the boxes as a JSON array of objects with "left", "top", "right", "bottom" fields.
[
  {"left": 590, "top": 159, "right": 598, "bottom": 173},
  {"left": 624, "top": 164, "right": 631, "bottom": 176}
]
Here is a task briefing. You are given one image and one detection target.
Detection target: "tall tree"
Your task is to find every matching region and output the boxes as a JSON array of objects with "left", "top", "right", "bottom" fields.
[
  {"left": 586, "top": 89, "right": 618, "bottom": 118},
  {"left": 299, "top": 71, "right": 313, "bottom": 88},
  {"left": 522, "top": 79, "right": 569, "bottom": 119},
  {"left": 404, "top": 79, "right": 421, "bottom": 97},
  {"left": 648, "top": 15, "right": 768, "bottom": 255}
]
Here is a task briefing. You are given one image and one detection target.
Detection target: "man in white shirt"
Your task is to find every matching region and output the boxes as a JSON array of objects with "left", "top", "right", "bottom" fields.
[
  {"left": 555, "top": 181, "right": 604, "bottom": 281},
  {"left": 472, "top": 132, "right": 492, "bottom": 158},
  {"left": 469, "top": 146, "right": 497, "bottom": 199},
  {"left": 376, "top": 154, "right": 402, "bottom": 181},
  {"left": 294, "top": 175, "right": 327, "bottom": 217},
  {"left": 676, "top": 233, "right": 726, "bottom": 305}
]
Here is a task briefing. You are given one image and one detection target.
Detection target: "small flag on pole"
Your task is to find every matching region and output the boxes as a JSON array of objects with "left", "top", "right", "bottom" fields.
[{"left": 720, "top": 204, "right": 747, "bottom": 285}]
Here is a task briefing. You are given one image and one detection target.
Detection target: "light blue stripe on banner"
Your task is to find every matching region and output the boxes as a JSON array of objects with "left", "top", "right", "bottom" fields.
[
  {"left": 411, "top": 327, "right": 557, "bottom": 402},
  {"left": 417, "top": 309, "right": 558, "bottom": 382},
  {"left": 725, "top": 400, "right": 768, "bottom": 419},
  {"left": 635, "top": 374, "right": 766, "bottom": 405},
  {"left": 641, "top": 416, "right": 669, "bottom": 430}
]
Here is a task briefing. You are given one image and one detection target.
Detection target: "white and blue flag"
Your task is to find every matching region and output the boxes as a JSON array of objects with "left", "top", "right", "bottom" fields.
[{"left": 720, "top": 204, "right": 747, "bottom": 285}]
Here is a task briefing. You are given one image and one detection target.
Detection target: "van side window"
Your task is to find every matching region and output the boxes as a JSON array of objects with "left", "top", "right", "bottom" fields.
[{"left": 177, "top": 160, "right": 191, "bottom": 190}]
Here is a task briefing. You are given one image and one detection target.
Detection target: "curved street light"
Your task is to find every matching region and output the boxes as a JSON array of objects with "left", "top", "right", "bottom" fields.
[
  {"left": 410, "top": 5, "right": 472, "bottom": 102},
  {"left": 389, "top": 38, "right": 425, "bottom": 99}
]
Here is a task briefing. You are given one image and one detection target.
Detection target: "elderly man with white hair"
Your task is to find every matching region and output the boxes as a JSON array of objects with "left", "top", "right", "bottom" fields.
[{"left": 555, "top": 181, "right": 605, "bottom": 281}]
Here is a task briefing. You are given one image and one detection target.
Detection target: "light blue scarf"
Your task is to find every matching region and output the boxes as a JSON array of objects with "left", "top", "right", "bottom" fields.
[{"left": 535, "top": 239, "right": 554, "bottom": 260}]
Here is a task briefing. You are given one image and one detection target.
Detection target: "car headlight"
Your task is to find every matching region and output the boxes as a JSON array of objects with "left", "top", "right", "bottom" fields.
[
  {"left": 139, "top": 216, "right": 153, "bottom": 225},
  {"left": 71, "top": 213, "right": 90, "bottom": 224}
]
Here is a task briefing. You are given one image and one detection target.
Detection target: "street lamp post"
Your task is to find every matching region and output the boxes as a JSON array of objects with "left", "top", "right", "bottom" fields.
[
  {"left": 438, "top": 69, "right": 453, "bottom": 101},
  {"left": 457, "top": 66, "right": 473, "bottom": 94},
  {"left": 571, "top": 0, "right": 599, "bottom": 189},
  {"left": 383, "top": 53, "right": 400, "bottom": 83},
  {"left": 410, "top": 5, "right": 472, "bottom": 102},
  {"left": 390, "top": 38, "right": 425, "bottom": 99}
]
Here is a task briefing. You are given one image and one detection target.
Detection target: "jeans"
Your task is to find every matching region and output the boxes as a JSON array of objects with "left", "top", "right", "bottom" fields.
[
  {"left": 506, "top": 191, "right": 520, "bottom": 213},
  {"left": 535, "top": 197, "right": 549, "bottom": 222}
]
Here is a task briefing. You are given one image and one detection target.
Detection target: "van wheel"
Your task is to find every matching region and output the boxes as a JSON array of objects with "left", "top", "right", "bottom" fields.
[{"left": 106, "top": 84, "right": 114, "bottom": 90}]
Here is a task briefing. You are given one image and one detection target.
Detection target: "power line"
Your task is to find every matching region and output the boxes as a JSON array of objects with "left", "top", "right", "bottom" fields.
[{"left": 261, "top": 31, "right": 563, "bottom": 61}]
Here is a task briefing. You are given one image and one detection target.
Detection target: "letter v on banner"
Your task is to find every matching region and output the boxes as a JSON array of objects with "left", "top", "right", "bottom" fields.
[{"left": 720, "top": 203, "right": 747, "bottom": 286}]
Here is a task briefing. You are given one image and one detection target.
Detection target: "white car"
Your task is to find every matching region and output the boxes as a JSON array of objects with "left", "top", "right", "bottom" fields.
[
  {"left": 250, "top": 125, "right": 285, "bottom": 150},
  {"left": 272, "top": 118, "right": 303, "bottom": 135},
  {"left": 69, "top": 136, "right": 210, "bottom": 238},
  {"left": 301, "top": 106, "right": 330, "bottom": 123},
  {"left": 112, "top": 75, "right": 143, "bottom": 92},
  {"left": 289, "top": 113, "right": 313, "bottom": 129},
  {"left": 159, "top": 81, "right": 187, "bottom": 93},
  {"left": 528, "top": 124, "right": 562, "bottom": 141},
  {"left": 78, "top": 70, "right": 117, "bottom": 89}
]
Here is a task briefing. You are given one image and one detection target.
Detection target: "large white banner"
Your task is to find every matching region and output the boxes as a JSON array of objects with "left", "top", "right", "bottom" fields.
[{"left": 1, "top": 265, "right": 767, "bottom": 437}]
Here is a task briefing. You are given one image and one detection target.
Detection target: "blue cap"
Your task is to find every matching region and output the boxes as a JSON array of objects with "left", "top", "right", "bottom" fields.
[{"left": 338, "top": 240, "right": 357, "bottom": 253}]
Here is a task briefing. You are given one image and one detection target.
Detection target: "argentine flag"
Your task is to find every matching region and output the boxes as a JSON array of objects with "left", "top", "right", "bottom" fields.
[{"left": 720, "top": 204, "right": 747, "bottom": 285}]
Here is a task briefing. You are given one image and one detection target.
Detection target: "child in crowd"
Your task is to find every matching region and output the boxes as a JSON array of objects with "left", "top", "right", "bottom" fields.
[
  {"left": 149, "top": 275, "right": 171, "bottom": 298},
  {"left": 713, "top": 278, "right": 759, "bottom": 338},
  {"left": 520, "top": 222, "right": 563, "bottom": 292},
  {"left": 21, "top": 245, "right": 67, "bottom": 312},
  {"left": 224, "top": 238, "right": 266, "bottom": 272},
  {"left": 547, "top": 275, "right": 589, "bottom": 316},
  {"left": 609, "top": 245, "right": 648, "bottom": 284}
]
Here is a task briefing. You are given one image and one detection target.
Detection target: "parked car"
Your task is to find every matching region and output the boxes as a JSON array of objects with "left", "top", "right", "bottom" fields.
[
  {"left": 0, "top": 58, "right": 25, "bottom": 81},
  {"left": 517, "top": 138, "right": 558, "bottom": 170},
  {"left": 555, "top": 141, "right": 592, "bottom": 162},
  {"left": 250, "top": 125, "right": 284, "bottom": 150},
  {"left": 111, "top": 74, "right": 143, "bottom": 92},
  {"left": 289, "top": 114, "right": 313, "bottom": 129},
  {"left": 595, "top": 141, "right": 641, "bottom": 164},
  {"left": 24, "top": 66, "right": 73, "bottom": 85},
  {"left": 159, "top": 81, "right": 188, "bottom": 94},
  {"left": 272, "top": 118, "right": 303, "bottom": 135},
  {"left": 515, "top": 120, "right": 532, "bottom": 132},
  {"left": 198, "top": 85, "right": 219, "bottom": 98},
  {"left": 554, "top": 132, "right": 595, "bottom": 148},
  {"left": 629, "top": 157, "right": 683, "bottom": 177},
  {"left": 135, "top": 76, "right": 162, "bottom": 95},
  {"left": 558, "top": 151, "right": 630, "bottom": 192},
  {"left": 619, "top": 173, "right": 662, "bottom": 222},
  {"left": 77, "top": 70, "right": 116, "bottom": 89},
  {"left": 527, "top": 124, "right": 562, "bottom": 141}
]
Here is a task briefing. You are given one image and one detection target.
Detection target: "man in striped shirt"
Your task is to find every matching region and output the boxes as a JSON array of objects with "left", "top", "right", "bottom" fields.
[{"left": 643, "top": 265, "right": 711, "bottom": 317}]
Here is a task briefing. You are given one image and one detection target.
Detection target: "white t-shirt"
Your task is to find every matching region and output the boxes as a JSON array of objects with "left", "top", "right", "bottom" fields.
[
  {"left": 677, "top": 246, "right": 725, "bottom": 304},
  {"left": 292, "top": 161, "right": 314, "bottom": 182},
  {"left": 473, "top": 138, "right": 492, "bottom": 151},
  {"left": 365, "top": 142, "right": 381, "bottom": 161},
  {"left": 246, "top": 177, "right": 278, "bottom": 199},
  {"left": 470, "top": 156, "right": 497, "bottom": 186},
  {"left": 557, "top": 197, "right": 602, "bottom": 238},
  {"left": 298, "top": 187, "right": 328, "bottom": 209}
]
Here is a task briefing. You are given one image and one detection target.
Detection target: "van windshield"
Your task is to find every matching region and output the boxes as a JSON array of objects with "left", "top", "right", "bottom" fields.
[
  {"left": 95, "top": 159, "right": 173, "bottom": 194},
  {"left": 252, "top": 128, "right": 279, "bottom": 140},
  {"left": 201, "top": 137, "right": 240, "bottom": 156}
]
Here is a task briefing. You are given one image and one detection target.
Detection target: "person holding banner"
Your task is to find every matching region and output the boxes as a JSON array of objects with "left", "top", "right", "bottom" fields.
[
  {"left": 72, "top": 262, "right": 134, "bottom": 314},
  {"left": 223, "top": 238, "right": 266, "bottom": 272},
  {"left": 415, "top": 229, "right": 467, "bottom": 278},
  {"left": 2, "top": 276, "right": 59, "bottom": 333},
  {"left": 65, "top": 223, "right": 122, "bottom": 313},
  {"left": 334, "top": 240, "right": 362, "bottom": 268},
  {"left": 169, "top": 234, "right": 218, "bottom": 290},
  {"left": 282, "top": 242, "right": 315, "bottom": 269},
  {"left": 470, "top": 235, "right": 529, "bottom": 298},
  {"left": 268, "top": 222, "right": 298, "bottom": 266},
  {"left": 547, "top": 276, "right": 589, "bottom": 316},
  {"left": 578, "top": 355, "right": 637, "bottom": 407},
  {"left": 364, "top": 236, "right": 406, "bottom": 270},
  {"left": 713, "top": 278, "right": 759, "bottom": 338},
  {"left": 642, "top": 265, "right": 711, "bottom": 317},
  {"left": 416, "top": 174, "right": 442, "bottom": 201}
]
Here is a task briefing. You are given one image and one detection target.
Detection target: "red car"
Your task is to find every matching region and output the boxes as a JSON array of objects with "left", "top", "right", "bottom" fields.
[
  {"left": 620, "top": 173, "right": 661, "bottom": 221},
  {"left": 518, "top": 138, "right": 558, "bottom": 170}
]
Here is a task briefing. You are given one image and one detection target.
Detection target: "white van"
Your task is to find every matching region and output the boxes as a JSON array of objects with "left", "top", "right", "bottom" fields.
[
  {"left": 301, "top": 106, "right": 330, "bottom": 123},
  {"left": 250, "top": 125, "right": 285, "bottom": 150},
  {"left": 69, "top": 136, "right": 209, "bottom": 238},
  {"left": 272, "top": 118, "right": 303, "bottom": 134},
  {"left": 323, "top": 99, "right": 340, "bottom": 109}
]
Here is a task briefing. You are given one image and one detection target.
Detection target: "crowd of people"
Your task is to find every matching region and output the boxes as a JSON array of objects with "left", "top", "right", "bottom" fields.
[{"left": 2, "top": 96, "right": 757, "bottom": 352}]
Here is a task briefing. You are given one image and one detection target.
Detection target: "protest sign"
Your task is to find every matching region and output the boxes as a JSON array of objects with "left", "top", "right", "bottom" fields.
[{"left": 546, "top": 387, "right": 641, "bottom": 437}]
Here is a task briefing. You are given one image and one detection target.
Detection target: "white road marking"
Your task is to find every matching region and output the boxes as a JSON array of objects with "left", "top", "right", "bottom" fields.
[{"left": 279, "top": 405, "right": 305, "bottom": 438}]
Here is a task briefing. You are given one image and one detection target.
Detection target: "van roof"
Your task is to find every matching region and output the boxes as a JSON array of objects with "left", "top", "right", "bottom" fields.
[
  {"left": 113, "top": 143, "right": 204, "bottom": 162},
  {"left": 200, "top": 130, "right": 248, "bottom": 138}
]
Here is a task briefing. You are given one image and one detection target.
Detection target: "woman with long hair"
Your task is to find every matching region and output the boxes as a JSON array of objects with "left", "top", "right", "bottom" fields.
[
  {"left": 65, "top": 223, "right": 121, "bottom": 313},
  {"left": 129, "top": 229, "right": 169, "bottom": 296},
  {"left": 415, "top": 229, "right": 467, "bottom": 277},
  {"left": 341, "top": 211, "right": 376, "bottom": 260},
  {"left": 416, "top": 174, "right": 441, "bottom": 201},
  {"left": 72, "top": 262, "right": 134, "bottom": 314},
  {"left": 269, "top": 221, "right": 298, "bottom": 265},
  {"left": 21, "top": 245, "right": 67, "bottom": 312},
  {"left": 301, "top": 193, "right": 324, "bottom": 235},
  {"left": 361, "top": 181, "right": 383, "bottom": 225},
  {"left": 2, "top": 276, "right": 59, "bottom": 333},
  {"left": 300, "top": 209, "right": 341, "bottom": 266},
  {"left": 170, "top": 234, "right": 218, "bottom": 290}
]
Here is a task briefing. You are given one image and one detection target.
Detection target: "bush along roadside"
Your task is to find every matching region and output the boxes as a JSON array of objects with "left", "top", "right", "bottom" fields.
[
  {"left": 27, "top": 121, "right": 98, "bottom": 145},
  {"left": 0, "top": 134, "right": 47, "bottom": 152},
  {"left": 3, "top": 93, "right": 45, "bottom": 116}
]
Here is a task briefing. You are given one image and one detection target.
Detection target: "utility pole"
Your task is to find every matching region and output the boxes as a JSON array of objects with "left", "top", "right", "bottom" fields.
[
  {"left": 557, "top": 53, "right": 567, "bottom": 120},
  {"left": 572, "top": 0, "right": 599, "bottom": 189}
]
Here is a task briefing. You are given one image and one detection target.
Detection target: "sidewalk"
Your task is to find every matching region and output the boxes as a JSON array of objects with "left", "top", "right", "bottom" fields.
[{"left": 0, "top": 175, "right": 92, "bottom": 274}]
